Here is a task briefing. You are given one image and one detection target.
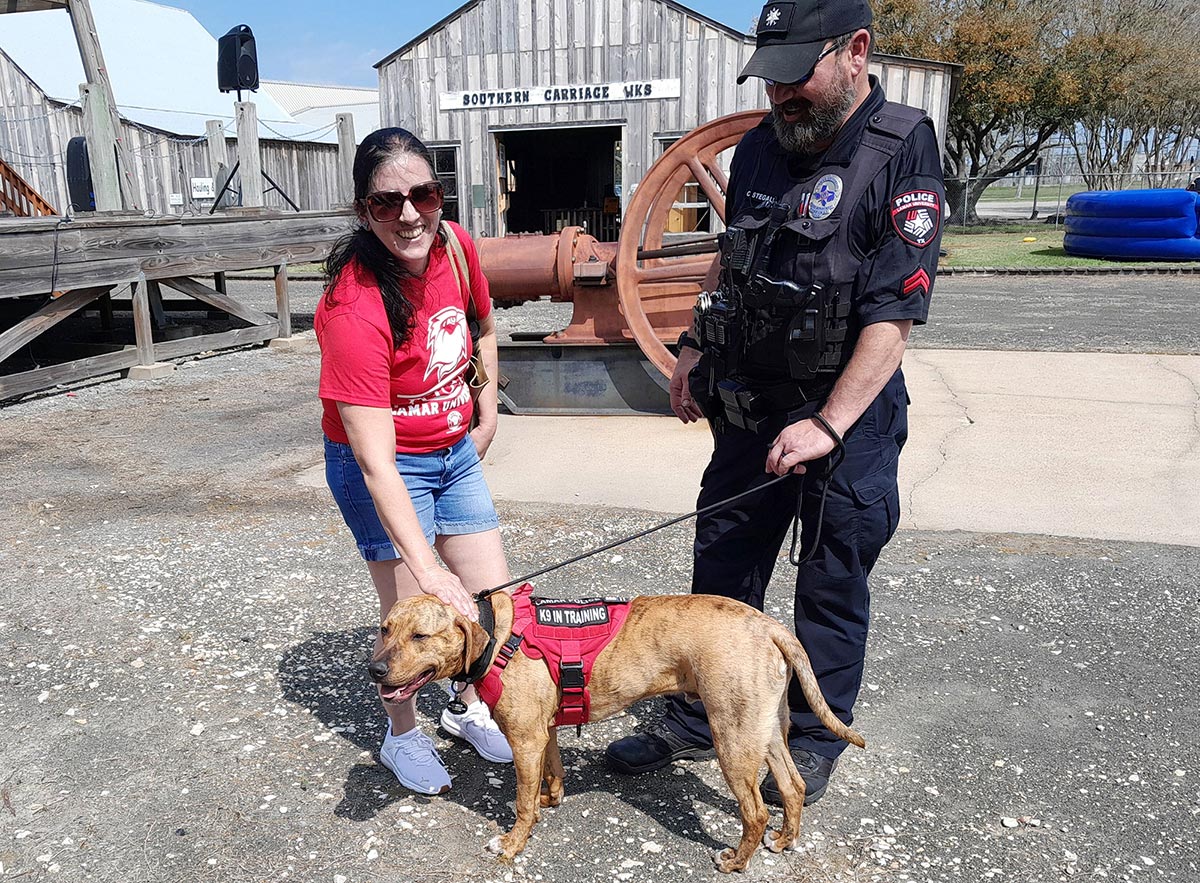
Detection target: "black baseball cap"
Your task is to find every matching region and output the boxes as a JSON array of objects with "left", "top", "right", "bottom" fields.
[{"left": 737, "top": 0, "right": 873, "bottom": 84}]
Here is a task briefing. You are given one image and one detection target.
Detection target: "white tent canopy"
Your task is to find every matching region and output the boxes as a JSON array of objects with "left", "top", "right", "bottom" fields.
[{"left": 0, "top": 0, "right": 336, "bottom": 142}]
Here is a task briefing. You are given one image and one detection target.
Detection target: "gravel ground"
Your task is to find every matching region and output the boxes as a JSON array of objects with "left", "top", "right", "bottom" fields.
[{"left": 2, "top": 282, "right": 1199, "bottom": 882}]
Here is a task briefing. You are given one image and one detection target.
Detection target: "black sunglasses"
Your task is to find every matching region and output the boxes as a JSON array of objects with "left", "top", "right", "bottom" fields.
[
  {"left": 362, "top": 181, "right": 445, "bottom": 222},
  {"left": 764, "top": 43, "right": 841, "bottom": 88}
]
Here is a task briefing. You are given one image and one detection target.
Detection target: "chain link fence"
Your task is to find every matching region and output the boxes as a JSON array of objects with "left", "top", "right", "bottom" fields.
[{"left": 946, "top": 169, "right": 1200, "bottom": 231}]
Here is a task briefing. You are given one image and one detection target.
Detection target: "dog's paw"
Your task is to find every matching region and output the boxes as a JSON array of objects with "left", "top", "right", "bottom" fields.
[
  {"left": 763, "top": 829, "right": 792, "bottom": 853},
  {"left": 486, "top": 833, "right": 526, "bottom": 860},
  {"left": 713, "top": 847, "right": 750, "bottom": 873}
]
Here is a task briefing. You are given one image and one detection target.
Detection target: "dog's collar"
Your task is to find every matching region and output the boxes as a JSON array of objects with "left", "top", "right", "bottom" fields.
[{"left": 450, "top": 595, "right": 497, "bottom": 684}]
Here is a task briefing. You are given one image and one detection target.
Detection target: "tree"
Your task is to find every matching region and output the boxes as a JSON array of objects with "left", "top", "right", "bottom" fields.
[
  {"left": 1066, "top": 0, "right": 1200, "bottom": 188},
  {"left": 873, "top": 0, "right": 1145, "bottom": 223}
]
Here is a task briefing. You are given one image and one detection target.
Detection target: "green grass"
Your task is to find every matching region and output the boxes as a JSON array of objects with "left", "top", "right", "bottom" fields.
[
  {"left": 938, "top": 229, "right": 1191, "bottom": 268},
  {"left": 976, "top": 183, "right": 1090, "bottom": 202}
]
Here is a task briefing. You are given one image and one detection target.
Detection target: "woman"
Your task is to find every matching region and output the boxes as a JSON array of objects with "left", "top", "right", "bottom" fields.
[{"left": 316, "top": 127, "right": 511, "bottom": 795}]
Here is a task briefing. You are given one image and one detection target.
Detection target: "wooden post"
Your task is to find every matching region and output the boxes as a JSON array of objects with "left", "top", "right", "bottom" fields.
[
  {"left": 235, "top": 101, "right": 264, "bottom": 207},
  {"left": 130, "top": 275, "right": 155, "bottom": 365},
  {"left": 204, "top": 119, "right": 228, "bottom": 206},
  {"left": 79, "top": 83, "right": 121, "bottom": 212},
  {"left": 66, "top": 0, "right": 141, "bottom": 210},
  {"left": 274, "top": 263, "right": 291, "bottom": 338},
  {"left": 128, "top": 273, "right": 174, "bottom": 379},
  {"left": 336, "top": 112, "right": 356, "bottom": 204}
]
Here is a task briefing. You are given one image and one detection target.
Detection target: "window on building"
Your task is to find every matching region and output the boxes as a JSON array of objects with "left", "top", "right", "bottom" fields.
[
  {"left": 655, "top": 135, "right": 713, "bottom": 235},
  {"left": 430, "top": 146, "right": 459, "bottom": 223}
]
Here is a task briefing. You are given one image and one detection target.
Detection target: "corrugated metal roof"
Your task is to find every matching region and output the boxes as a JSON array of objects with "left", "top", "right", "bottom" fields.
[
  {"left": 259, "top": 80, "right": 380, "bottom": 140},
  {"left": 0, "top": 0, "right": 336, "bottom": 143},
  {"left": 260, "top": 80, "right": 377, "bottom": 115}
]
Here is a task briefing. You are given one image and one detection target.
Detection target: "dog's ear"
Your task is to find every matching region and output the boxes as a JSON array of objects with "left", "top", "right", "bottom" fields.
[{"left": 454, "top": 614, "right": 490, "bottom": 673}]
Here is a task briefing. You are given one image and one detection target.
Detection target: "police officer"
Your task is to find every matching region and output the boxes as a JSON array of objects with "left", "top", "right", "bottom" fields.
[{"left": 606, "top": 0, "right": 944, "bottom": 807}]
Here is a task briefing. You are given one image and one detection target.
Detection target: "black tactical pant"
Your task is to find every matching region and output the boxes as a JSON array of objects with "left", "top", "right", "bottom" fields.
[{"left": 663, "top": 370, "right": 908, "bottom": 759}]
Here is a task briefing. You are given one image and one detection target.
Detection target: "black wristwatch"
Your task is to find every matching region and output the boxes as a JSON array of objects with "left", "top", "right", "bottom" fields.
[{"left": 677, "top": 330, "right": 702, "bottom": 352}]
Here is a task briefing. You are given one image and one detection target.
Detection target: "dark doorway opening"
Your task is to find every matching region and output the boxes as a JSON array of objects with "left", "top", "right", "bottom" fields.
[{"left": 496, "top": 125, "right": 622, "bottom": 240}]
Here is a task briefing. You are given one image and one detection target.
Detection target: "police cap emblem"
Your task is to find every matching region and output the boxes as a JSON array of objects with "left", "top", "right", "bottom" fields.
[
  {"left": 807, "top": 174, "right": 843, "bottom": 220},
  {"left": 757, "top": 2, "right": 793, "bottom": 35}
]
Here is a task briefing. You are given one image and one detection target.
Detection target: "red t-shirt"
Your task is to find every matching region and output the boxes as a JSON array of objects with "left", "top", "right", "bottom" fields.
[{"left": 315, "top": 222, "right": 492, "bottom": 454}]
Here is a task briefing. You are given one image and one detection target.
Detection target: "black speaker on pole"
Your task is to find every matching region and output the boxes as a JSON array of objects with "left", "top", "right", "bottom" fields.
[
  {"left": 217, "top": 25, "right": 259, "bottom": 96},
  {"left": 66, "top": 136, "right": 95, "bottom": 212}
]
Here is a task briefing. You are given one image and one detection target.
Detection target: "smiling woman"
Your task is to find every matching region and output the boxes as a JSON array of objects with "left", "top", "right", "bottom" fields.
[{"left": 313, "top": 127, "right": 513, "bottom": 795}]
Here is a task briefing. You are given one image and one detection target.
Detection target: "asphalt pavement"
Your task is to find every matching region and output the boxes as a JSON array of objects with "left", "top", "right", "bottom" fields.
[{"left": 1, "top": 273, "right": 1198, "bottom": 883}]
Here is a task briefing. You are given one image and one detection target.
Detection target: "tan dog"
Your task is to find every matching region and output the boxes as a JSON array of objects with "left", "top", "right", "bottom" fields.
[{"left": 371, "top": 591, "right": 864, "bottom": 873}]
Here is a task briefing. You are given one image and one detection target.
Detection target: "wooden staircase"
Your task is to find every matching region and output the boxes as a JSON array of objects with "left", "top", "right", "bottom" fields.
[{"left": 0, "top": 156, "right": 57, "bottom": 217}]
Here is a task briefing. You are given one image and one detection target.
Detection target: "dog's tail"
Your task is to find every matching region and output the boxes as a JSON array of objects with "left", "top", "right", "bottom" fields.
[{"left": 771, "top": 626, "right": 867, "bottom": 749}]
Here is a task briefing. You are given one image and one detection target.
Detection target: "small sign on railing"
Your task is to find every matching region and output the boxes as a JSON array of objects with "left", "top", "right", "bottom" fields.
[{"left": 191, "top": 177, "right": 216, "bottom": 199}]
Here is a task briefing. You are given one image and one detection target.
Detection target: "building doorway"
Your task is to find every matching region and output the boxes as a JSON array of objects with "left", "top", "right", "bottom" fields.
[{"left": 495, "top": 125, "right": 622, "bottom": 241}]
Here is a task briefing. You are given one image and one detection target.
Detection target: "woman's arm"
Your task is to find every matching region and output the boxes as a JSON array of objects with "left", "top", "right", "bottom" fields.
[{"left": 336, "top": 401, "right": 477, "bottom": 619}]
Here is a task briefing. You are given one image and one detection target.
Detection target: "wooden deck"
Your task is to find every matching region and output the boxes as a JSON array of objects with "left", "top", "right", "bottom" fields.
[{"left": 0, "top": 208, "right": 351, "bottom": 399}]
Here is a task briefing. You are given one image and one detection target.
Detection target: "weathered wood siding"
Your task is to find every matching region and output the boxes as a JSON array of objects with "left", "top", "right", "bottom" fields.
[
  {"left": 377, "top": 0, "right": 955, "bottom": 237},
  {"left": 0, "top": 49, "right": 342, "bottom": 215}
]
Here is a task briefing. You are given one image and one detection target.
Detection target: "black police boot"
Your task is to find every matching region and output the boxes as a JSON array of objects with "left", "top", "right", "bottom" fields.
[
  {"left": 760, "top": 748, "right": 839, "bottom": 806},
  {"left": 605, "top": 721, "right": 715, "bottom": 775}
]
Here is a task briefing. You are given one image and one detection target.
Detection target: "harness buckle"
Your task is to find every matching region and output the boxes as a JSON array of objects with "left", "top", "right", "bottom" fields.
[{"left": 559, "top": 661, "right": 585, "bottom": 690}]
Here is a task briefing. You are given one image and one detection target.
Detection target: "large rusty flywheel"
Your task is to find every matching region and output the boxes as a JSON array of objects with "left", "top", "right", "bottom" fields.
[{"left": 615, "top": 110, "right": 763, "bottom": 377}]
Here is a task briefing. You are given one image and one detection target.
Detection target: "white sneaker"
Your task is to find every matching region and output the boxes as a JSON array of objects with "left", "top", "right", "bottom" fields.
[
  {"left": 379, "top": 726, "right": 452, "bottom": 795},
  {"left": 440, "top": 699, "right": 513, "bottom": 763}
]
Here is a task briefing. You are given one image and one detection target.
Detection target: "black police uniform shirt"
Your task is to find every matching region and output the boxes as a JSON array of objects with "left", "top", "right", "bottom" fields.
[{"left": 725, "top": 76, "right": 944, "bottom": 384}]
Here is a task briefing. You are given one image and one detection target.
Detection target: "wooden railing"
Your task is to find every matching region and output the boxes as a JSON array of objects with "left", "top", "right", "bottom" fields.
[{"left": 0, "top": 156, "right": 57, "bottom": 217}]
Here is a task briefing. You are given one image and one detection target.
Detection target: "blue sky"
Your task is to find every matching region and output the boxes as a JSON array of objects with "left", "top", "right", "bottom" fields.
[{"left": 151, "top": 0, "right": 763, "bottom": 87}]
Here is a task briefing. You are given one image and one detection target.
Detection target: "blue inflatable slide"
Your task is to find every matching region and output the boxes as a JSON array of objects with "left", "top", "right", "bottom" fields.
[{"left": 1063, "top": 189, "right": 1200, "bottom": 260}]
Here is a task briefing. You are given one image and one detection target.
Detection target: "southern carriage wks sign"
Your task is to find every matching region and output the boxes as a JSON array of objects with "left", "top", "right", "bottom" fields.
[{"left": 441, "top": 79, "right": 681, "bottom": 110}]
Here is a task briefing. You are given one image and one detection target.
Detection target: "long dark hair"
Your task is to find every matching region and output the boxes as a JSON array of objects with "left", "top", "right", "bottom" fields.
[{"left": 322, "top": 127, "right": 444, "bottom": 348}]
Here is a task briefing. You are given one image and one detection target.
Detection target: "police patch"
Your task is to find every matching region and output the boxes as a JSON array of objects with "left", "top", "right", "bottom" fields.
[
  {"left": 807, "top": 174, "right": 843, "bottom": 220},
  {"left": 891, "top": 190, "right": 941, "bottom": 247}
]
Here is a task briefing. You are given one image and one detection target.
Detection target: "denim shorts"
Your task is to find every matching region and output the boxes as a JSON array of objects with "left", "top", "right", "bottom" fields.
[{"left": 324, "top": 434, "right": 499, "bottom": 561}]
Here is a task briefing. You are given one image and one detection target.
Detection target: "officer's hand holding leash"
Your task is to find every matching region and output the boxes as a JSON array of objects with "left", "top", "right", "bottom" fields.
[
  {"left": 670, "top": 346, "right": 705, "bottom": 423},
  {"left": 766, "top": 412, "right": 843, "bottom": 475}
]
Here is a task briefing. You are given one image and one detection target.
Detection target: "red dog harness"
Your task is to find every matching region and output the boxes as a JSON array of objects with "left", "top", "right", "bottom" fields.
[{"left": 476, "top": 583, "right": 632, "bottom": 727}]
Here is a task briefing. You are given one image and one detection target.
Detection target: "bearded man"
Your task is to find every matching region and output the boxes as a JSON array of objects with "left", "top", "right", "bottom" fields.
[{"left": 605, "top": 0, "right": 945, "bottom": 807}]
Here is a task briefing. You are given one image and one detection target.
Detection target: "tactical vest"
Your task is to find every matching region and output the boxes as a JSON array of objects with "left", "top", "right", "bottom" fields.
[
  {"left": 720, "top": 102, "right": 930, "bottom": 405},
  {"left": 476, "top": 583, "right": 633, "bottom": 728}
]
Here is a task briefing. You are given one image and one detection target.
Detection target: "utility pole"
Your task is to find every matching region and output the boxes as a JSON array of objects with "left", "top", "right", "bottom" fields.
[{"left": 66, "top": 0, "right": 141, "bottom": 210}]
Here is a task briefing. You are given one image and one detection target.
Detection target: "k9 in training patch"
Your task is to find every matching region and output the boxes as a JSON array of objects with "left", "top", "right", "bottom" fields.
[{"left": 533, "top": 599, "right": 614, "bottom": 628}]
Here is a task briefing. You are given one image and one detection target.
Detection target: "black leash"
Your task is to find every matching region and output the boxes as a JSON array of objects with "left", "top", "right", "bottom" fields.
[
  {"left": 788, "top": 412, "right": 846, "bottom": 565},
  {"left": 477, "top": 467, "right": 813, "bottom": 601}
]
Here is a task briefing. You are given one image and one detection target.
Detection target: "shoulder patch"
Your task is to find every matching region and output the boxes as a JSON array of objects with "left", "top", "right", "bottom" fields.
[{"left": 891, "top": 190, "right": 941, "bottom": 247}]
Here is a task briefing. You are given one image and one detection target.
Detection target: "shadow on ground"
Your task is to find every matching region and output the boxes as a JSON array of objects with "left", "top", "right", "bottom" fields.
[{"left": 277, "top": 628, "right": 735, "bottom": 849}]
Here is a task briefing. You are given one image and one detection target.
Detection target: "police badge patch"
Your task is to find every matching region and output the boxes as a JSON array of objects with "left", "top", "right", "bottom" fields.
[
  {"left": 807, "top": 174, "right": 843, "bottom": 220},
  {"left": 891, "top": 190, "right": 941, "bottom": 247}
]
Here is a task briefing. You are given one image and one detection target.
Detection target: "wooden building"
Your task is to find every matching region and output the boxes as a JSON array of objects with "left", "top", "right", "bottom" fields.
[
  {"left": 0, "top": 0, "right": 342, "bottom": 216},
  {"left": 376, "top": 0, "right": 958, "bottom": 240}
]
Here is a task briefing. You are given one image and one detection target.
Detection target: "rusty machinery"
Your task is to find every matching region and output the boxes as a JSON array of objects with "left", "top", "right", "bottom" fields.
[{"left": 476, "top": 111, "right": 762, "bottom": 413}]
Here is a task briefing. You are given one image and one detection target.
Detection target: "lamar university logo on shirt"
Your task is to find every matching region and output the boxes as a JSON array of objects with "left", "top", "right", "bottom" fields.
[
  {"left": 392, "top": 306, "right": 471, "bottom": 427},
  {"left": 424, "top": 306, "right": 469, "bottom": 385}
]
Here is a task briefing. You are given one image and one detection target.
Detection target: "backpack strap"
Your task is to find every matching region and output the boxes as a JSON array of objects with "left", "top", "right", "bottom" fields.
[
  {"left": 440, "top": 220, "right": 489, "bottom": 394},
  {"left": 440, "top": 219, "right": 475, "bottom": 327}
]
